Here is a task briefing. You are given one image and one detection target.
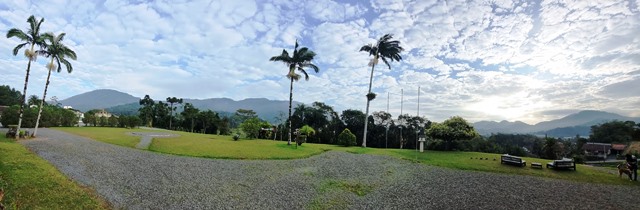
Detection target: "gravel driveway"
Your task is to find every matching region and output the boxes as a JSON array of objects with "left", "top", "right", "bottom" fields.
[{"left": 21, "top": 128, "right": 638, "bottom": 209}]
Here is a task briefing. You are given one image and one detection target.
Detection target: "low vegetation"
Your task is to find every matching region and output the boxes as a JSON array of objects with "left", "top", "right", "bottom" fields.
[
  {"left": 0, "top": 133, "right": 109, "bottom": 209},
  {"left": 54, "top": 127, "right": 640, "bottom": 186}
]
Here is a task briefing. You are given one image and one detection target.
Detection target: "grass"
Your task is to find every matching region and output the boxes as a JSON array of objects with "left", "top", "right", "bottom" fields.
[
  {"left": 54, "top": 127, "right": 640, "bottom": 186},
  {"left": 55, "top": 127, "right": 146, "bottom": 148},
  {"left": 0, "top": 133, "right": 109, "bottom": 209}
]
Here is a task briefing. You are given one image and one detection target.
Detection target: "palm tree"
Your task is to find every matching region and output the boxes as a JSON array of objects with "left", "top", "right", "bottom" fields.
[
  {"left": 33, "top": 32, "right": 77, "bottom": 137},
  {"left": 166, "top": 97, "right": 183, "bottom": 130},
  {"left": 269, "top": 40, "right": 319, "bottom": 145},
  {"left": 359, "top": 34, "right": 403, "bottom": 147},
  {"left": 6, "top": 15, "right": 47, "bottom": 139},
  {"left": 27, "top": 95, "right": 41, "bottom": 106}
]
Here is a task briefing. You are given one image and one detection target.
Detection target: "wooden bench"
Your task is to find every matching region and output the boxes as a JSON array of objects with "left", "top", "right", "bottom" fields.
[
  {"left": 546, "top": 158, "right": 576, "bottom": 171},
  {"left": 531, "top": 162, "right": 542, "bottom": 168},
  {"left": 501, "top": 154, "right": 526, "bottom": 167}
]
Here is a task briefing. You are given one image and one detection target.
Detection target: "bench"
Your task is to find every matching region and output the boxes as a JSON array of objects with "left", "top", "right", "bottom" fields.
[
  {"left": 501, "top": 154, "right": 526, "bottom": 167},
  {"left": 546, "top": 158, "right": 576, "bottom": 171},
  {"left": 531, "top": 162, "right": 542, "bottom": 169}
]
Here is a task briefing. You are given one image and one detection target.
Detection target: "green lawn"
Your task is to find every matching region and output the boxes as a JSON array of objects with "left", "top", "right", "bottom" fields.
[
  {"left": 54, "top": 127, "right": 639, "bottom": 186},
  {"left": 0, "top": 133, "right": 109, "bottom": 209},
  {"left": 55, "top": 127, "right": 145, "bottom": 148}
]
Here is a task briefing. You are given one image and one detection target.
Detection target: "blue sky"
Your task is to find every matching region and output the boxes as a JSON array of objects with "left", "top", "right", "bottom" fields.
[{"left": 1, "top": 0, "right": 639, "bottom": 124}]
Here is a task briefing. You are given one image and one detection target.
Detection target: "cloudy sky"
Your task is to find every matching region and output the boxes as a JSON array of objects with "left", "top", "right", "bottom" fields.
[{"left": 1, "top": 0, "right": 639, "bottom": 124}]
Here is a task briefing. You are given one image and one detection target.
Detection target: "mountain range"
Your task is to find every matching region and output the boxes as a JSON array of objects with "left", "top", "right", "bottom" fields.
[
  {"left": 472, "top": 110, "right": 640, "bottom": 137},
  {"left": 59, "top": 89, "right": 300, "bottom": 122}
]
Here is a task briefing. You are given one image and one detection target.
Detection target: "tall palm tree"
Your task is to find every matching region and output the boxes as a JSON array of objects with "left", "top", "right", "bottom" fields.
[
  {"left": 269, "top": 40, "right": 319, "bottom": 145},
  {"left": 32, "top": 32, "right": 77, "bottom": 137},
  {"left": 359, "top": 34, "right": 403, "bottom": 147},
  {"left": 6, "top": 15, "right": 47, "bottom": 139}
]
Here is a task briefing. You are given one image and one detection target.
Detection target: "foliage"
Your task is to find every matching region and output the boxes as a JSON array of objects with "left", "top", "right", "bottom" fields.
[
  {"left": 181, "top": 102, "right": 199, "bottom": 132},
  {"left": 233, "top": 133, "right": 240, "bottom": 141},
  {"left": 1, "top": 105, "right": 77, "bottom": 128},
  {"left": 299, "top": 125, "right": 316, "bottom": 136},
  {"left": 0, "top": 133, "right": 109, "bottom": 209},
  {"left": 239, "top": 117, "right": 265, "bottom": 139},
  {"left": 0, "top": 85, "right": 22, "bottom": 106},
  {"left": 426, "top": 116, "right": 478, "bottom": 150},
  {"left": 589, "top": 120, "right": 638, "bottom": 143},
  {"left": 166, "top": 97, "right": 183, "bottom": 129},
  {"left": 138, "top": 95, "right": 155, "bottom": 127},
  {"left": 231, "top": 109, "right": 257, "bottom": 128},
  {"left": 337, "top": 128, "right": 356, "bottom": 147}
]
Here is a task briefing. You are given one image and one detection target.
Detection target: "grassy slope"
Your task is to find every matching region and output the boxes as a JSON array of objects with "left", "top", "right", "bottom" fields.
[
  {"left": 0, "top": 133, "right": 109, "bottom": 209},
  {"left": 54, "top": 127, "right": 639, "bottom": 186},
  {"left": 55, "top": 127, "right": 144, "bottom": 148}
]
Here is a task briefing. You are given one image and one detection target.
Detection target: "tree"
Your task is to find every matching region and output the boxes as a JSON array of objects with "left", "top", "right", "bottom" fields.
[
  {"left": 341, "top": 109, "right": 366, "bottom": 146},
  {"left": 7, "top": 15, "right": 48, "bottom": 139},
  {"left": 359, "top": 34, "right": 403, "bottom": 147},
  {"left": 27, "top": 95, "right": 40, "bottom": 106},
  {"left": 83, "top": 110, "right": 98, "bottom": 126},
  {"left": 542, "top": 137, "right": 562, "bottom": 160},
  {"left": 589, "top": 120, "right": 636, "bottom": 143},
  {"left": 240, "top": 117, "right": 263, "bottom": 139},
  {"left": 0, "top": 85, "right": 22, "bottom": 106},
  {"left": 269, "top": 40, "right": 319, "bottom": 146},
  {"left": 166, "top": 97, "right": 183, "bottom": 130},
  {"left": 33, "top": 32, "right": 77, "bottom": 137},
  {"left": 426, "top": 116, "right": 478, "bottom": 151},
  {"left": 233, "top": 109, "right": 258, "bottom": 127},
  {"left": 298, "top": 125, "right": 316, "bottom": 145},
  {"left": 181, "top": 103, "right": 199, "bottom": 132},
  {"left": 338, "top": 128, "right": 357, "bottom": 147},
  {"left": 139, "top": 95, "right": 155, "bottom": 127}
]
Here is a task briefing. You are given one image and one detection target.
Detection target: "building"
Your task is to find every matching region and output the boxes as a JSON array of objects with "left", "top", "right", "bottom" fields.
[
  {"left": 582, "top": 142, "right": 611, "bottom": 158},
  {"left": 95, "top": 109, "right": 113, "bottom": 118}
]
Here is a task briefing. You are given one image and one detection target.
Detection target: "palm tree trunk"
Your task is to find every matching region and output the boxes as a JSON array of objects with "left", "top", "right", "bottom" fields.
[
  {"left": 288, "top": 77, "right": 294, "bottom": 146},
  {"left": 16, "top": 44, "right": 36, "bottom": 139},
  {"left": 362, "top": 59, "right": 377, "bottom": 147},
  {"left": 34, "top": 59, "right": 54, "bottom": 137}
]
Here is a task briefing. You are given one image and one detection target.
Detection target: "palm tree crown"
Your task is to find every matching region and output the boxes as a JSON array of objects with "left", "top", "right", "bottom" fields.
[
  {"left": 40, "top": 32, "right": 77, "bottom": 72},
  {"left": 6, "top": 15, "right": 47, "bottom": 59},
  {"left": 269, "top": 41, "right": 319, "bottom": 81},
  {"left": 359, "top": 34, "right": 403, "bottom": 69}
]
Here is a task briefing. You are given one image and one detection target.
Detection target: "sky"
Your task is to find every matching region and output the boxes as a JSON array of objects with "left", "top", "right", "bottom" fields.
[{"left": 0, "top": 0, "right": 639, "bottom": 124}]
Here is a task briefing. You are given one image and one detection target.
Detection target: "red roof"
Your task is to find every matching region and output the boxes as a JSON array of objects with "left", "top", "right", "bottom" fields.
[{"left": 611, "top": 144, "right": 626, "bottom": 151}]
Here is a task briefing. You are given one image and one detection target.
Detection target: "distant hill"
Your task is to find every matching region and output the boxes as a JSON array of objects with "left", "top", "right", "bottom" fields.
[
  {"left": 59, "top": 89, "right": 139, "bottom": 112},
  {"left": 474, "top": 110, "right": 640, "bottom": 137},
  {"left": 64, "top": 89, "right": 299, "bottom": 123}
]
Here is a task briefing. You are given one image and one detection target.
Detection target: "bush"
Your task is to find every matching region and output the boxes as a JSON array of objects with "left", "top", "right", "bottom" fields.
[
  {"left": 337, "top": 128, "right": 356, "bottom": 147},
  {"left": 233, "top": 134, "right": 240, "bottom": 141},
  {"left": 572, "top": 154, "right": 585, "bottom": 164}
]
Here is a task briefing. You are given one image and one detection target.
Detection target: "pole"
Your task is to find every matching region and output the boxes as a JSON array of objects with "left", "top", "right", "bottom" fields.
[
  {"left": 417, "top": 86, "right": 420, "bottom": 117},
  {"left": 400, "top": 89, "right": 403, "bottom": 149},
  {"left": 386, "top": 91, "right": 389, "bottom": 149}
]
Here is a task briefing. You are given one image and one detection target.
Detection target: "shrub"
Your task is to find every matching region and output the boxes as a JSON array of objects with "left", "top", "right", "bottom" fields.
[
  {"left": 337, "top": 128, "right": 356, "bottom": 147},
  {"left": 233, "top": 134, "right": 240, "bottom": 141}
]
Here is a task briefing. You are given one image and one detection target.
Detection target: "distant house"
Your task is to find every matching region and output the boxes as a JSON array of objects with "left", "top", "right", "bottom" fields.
[
  {"left": 611, "top": 144, "right": 627, "bottom": 155},
  {"left": 583, "top": 142, "right": 611, "bottom": 158},
  {"left": 95, "top": 109, "right": 113, "bottom": 118}
]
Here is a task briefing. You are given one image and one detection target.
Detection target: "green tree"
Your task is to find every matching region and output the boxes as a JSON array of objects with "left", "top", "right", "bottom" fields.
[
  {"left": 181, "top": 103, "right": 199, "bottom": 132},
  {"left": 240, "top": 117, "right": 263, "bottom": 139},
  {"left": 6, "top": 15, "right": 48, "bottom": 138},
  {"left": 542, "top": 137, "right": 562, "bottom": 159},
  {"left": 138, "top": 95, "right": 155, "bottom": 127},
  {"left": 232, "top": 109, "right": 258, "bottom": 128},
  {"left": 166, "top": 97, "right": 183, "bottom": 130},
  {"left": 269, "top": 40, "right": 319, "bottom": 146},
  {"left": 0, "top": 85, "right": 23, "bottom": 106},
  {"left": 83, "top": 110, "right": 98, "bottom": 126},
  {"left": 589, "top": 120, "right": 636, "bottom": 143},
  {"left": 298, "top": 125, "right": 316, "bottom": 145},
  {"left": 426, "top": 116, "right": 478, "bottom": 151},
  {"left": 359, "top": 34, "right": 403, "bottom": 147},
  {"left": 337, "top": 128, "right": 356, "bottom": 147},
  {"left": 27, "top": 95, "right": 40, "bottom": 106},
  {"left": 108, "top": 115, "right": 119, "bottom": 127},
  {"left": 33, "top": 32, "right": 77, "bottom": 137}
]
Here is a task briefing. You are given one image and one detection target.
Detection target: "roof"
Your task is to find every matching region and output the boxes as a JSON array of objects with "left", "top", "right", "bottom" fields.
[
  {"left": 611, "top": 144, "right": 626, "bottom": 151},
  {"left": 582, "top": 143, "right": 611, "bottom": 151}
]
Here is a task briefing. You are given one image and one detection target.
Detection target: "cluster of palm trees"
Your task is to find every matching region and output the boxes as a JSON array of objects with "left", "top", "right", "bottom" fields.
[
  {"left": 270, "top": 34, "right": 404, "bottom": 147},
  {"left": 6, "top": 15, "right": 77, "bottom": 138}
]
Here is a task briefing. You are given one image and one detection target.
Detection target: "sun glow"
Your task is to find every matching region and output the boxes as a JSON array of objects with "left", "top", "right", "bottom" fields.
[{"left": 466, "top": 92, "right": 552, "bottom": 123}]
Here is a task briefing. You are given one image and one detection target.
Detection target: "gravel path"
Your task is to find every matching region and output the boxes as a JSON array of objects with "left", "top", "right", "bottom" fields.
[
  {"left": 128, "top": 132, "right": 179, "bottom": 149},
  {"left": 21, "top": 128, "right": 638, "bottom": 209}
]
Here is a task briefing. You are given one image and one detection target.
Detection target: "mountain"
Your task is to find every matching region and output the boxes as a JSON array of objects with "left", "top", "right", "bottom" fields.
[
  {"left": 59, "top": 89, "right": 139, "bottom": 112},
  {"left": 474, "top": 110, "right": 640, "bottom": 137},
  {"left": 65, "top": 89, "right": 298, "bottom": 123}
]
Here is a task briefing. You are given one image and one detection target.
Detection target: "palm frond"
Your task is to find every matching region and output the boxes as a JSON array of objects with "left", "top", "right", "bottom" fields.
[
  {"left": 301, "top": 63, "right": 319, "bottom": 73},
  {"left": 60, "top": 58, "right": 73, "bottom": 73},
  {"left": 380, "top": 57, "right": 391, "bottom": 69},
  {"left": 269, "top": 49, "right": 291, "bottom": 63},
  {"left": 12, "top": 43, "right": 28, "bottom": 56},
  {"left": 6, "top": 28, "right": 29, "bottom": 41},
  {"left": 298, "top": 67, "right": 309, "bottom": 81}
]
